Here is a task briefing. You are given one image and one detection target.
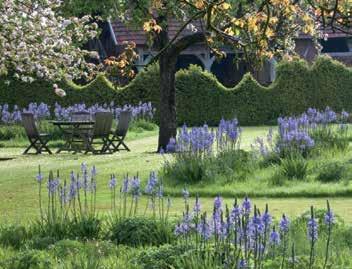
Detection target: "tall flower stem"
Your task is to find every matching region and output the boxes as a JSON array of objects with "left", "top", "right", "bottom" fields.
[{"left": 323, "top": 200, "right": 333, "bottom": 269}]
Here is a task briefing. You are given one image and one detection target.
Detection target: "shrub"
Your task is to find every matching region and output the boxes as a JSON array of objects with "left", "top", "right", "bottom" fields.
[
  {"left": 136, "top": 244, "right": 190, "bottom": 269},
  {"left": 107, "top": 217, "right": 174, "bottom": 247},
  {"left": 129, "top": 118, "right": 158, "bottom": 132},
  {"left": 279, "top": 156, "right": 308, "bottom": 180},
  {"left": 162, "top": 155, "right": 213, "bottom": 184},
  {"left": 0, "top": 249, "right": 53, "bottom": 269},
  {"left": 0, "top": 224, "right": 28, "bottom": 249},
  {"left": 212, "top": 149, "right": 253, "bottom": 182},
  {"left": 268, "top": 170, "right": 287, "bottom": 186},
  {"left": 316, "top": 162, "right": 346, "bottom": 183}
]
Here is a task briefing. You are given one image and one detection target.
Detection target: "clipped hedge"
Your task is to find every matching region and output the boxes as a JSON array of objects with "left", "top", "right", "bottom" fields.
[{"left": 1, "top": 56, "right": 352, "bottom": 126}]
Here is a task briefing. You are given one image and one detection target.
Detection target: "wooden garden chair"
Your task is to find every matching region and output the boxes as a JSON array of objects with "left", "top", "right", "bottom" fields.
[
  {"left": 84, "top": 111, "right": 113, "bottom": 154},
  {"left": 107, "top": 110, "right": 132, "bottom": 152},
  {"left": 21, "top": 112, "right": 52, "bottom": 155}
]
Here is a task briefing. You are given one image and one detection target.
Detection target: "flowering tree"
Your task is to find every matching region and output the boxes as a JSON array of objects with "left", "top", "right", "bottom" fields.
[{"left": 0, "top": 0, "right": 99, "bottom": 85}]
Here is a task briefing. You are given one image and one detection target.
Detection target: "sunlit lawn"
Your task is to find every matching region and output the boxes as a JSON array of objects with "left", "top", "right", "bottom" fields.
[{"left": 1, "top": 126, "right": 352, "bottom": 223}]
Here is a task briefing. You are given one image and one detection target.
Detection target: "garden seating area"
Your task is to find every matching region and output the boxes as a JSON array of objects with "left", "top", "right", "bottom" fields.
[{"left": 20, "top": 105, "right": 134, "bottom": 155}]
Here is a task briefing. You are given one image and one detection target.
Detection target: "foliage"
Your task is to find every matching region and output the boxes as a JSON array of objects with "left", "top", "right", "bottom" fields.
[
  {"left": 0, "top": 224, "right": 28, "bottom": 249},
  {"left": 279, "top": 156, "right": 308, "bottom": 180},
  {"left": 108, "top": 217, "right": 173, "bottom": 247},
  {"left": 136, "top": 244, "right": 190, "bottom": 269},
  {"left": 0, "top": 249, "right": 53, "bottom": 269},
  {"left": 2, "top": 57, "right": 352, "bottom": 126},
  {"left": 162, "top": 119, "right": 252, "bottom": 183},
  {"left": 316, "top": 162, "right": 346, "bottom": 183}
]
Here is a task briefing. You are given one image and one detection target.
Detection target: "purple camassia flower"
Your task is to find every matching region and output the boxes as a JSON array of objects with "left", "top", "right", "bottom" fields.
[
  {"left": 166, "top": 137, "right": 177, "bottom": 153},
  {"left": 145, "top": 171, "right": 158, "bottom": 195},
  {"left": 193, "top": 195, "right": 201, "bottom": 214},
  {"left": 242, "top": 197, "right": 251, "bottom": 216},
  {"left": 157, "top": 184, "right": 164, "bottom": 198},
  {"left": 81, "top": 162, "right": 87, "bottom": 173},
  {"left": 270, "top": 227, "right": 281, "bottom": 245},
  {"left": 341, "top": 110, "right": 349, "bottom": 121},
  {"left": 121, "top": 177, "right": 129, "bottom": 193},
  {"left": 262, "top": 205, "right": 272, "bottom": 227},
  {"left": 307, "top": 216, "right": 318, "bottom": 242},
  {"left": 91, "top": 166, "right": 97, "bottom": 177},
  {"left": 198, "top": 217, "right": 212, "bottom": 240},
  {"left": 174, "top": 124, "right": 214, "bottom": 154},
  {"left": 36, "top": 171, "right": 44, "bottom": 183},
  {"left": 250, "top": 213, "right": 265, "bottom": 236},
  {"left": 277, "top": 116, "right": 315, "bottom": 152},
  {"left": 279, "top": 214, "right": 290, "bottom": 233},
  {"left": 175, "top": 211, "right": 192, "bottom": 236},
  {"left": 230, "top": 203, "right": 241, "bottom": 223},
  {"left": 68, "top": 172, "right": 77, "bottom": 201},
  {"left": 255, "top": 137, "right": 268, "bottom": 156},
  {"left": 47, "top": 177, "right": 60, "bottom": 194},
  {"left": 214, "top": 195, "right": 222, "bottom": 211},
  {"left": 109, "top": 175, "right": 117, "bottom": 189},
  {"left": 238, "top": 259, "right": 247, "bottom": 269},
  {"left": 130, "top": 176, "right": 141, "bottom": 198},
  {"left": 82, "top": 169, "right": 90, "bottom": 191},
  {"left": 325, "top": 208, "right": 335, "bottom": 226}
]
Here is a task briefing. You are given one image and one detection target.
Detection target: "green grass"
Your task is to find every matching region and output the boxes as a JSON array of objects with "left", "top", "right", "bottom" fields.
[{"left": 1, "top": 126, "right": 352, "bottom": 223}]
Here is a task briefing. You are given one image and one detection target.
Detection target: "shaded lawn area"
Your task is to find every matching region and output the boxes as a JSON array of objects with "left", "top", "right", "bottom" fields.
[{"left": 1, "top": 126, "right": 352, "bottom": 222}]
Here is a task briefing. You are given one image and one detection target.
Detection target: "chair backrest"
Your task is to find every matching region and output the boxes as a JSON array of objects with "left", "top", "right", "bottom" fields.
[
  {"left": 93, "top": 112, "right": 113, "bottom": 137},
  {"left": 71, "top": 111, "right": 91, "bottom": 122},
  {"left": 115, "top": 111, "right": 132, "bottom": 137},
  {"left": 21, "top": 113, "right": 39, "bottom": 138}
]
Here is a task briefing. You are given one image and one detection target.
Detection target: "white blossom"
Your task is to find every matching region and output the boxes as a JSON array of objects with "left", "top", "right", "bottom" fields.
[{"left": 0, "top": 0, "right": 100, "bottom": 82}]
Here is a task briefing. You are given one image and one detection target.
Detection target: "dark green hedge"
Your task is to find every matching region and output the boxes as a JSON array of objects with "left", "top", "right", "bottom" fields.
[{"left": 1, "top": 56, "right": 352, "bottom": 126}]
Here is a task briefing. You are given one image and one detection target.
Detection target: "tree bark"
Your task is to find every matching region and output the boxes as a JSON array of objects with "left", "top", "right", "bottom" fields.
[
  {"left": 157, "top": 51, "right": 178, "bottom": 152},
  {"left": 156, "top": 32, "right": 205, "bottom": 151}
]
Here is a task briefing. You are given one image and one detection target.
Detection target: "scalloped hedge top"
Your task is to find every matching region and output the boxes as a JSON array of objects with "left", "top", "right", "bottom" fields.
[{"left": 1, "top": 56, "right": 351, "bottom": 126}]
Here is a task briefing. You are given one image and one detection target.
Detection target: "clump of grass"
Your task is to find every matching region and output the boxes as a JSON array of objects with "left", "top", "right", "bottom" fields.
[
  {"left": 280, "top": 155, "right": 308, "bottom": 180},
  {"left": 316, "top": 162, "right": 346, "bottom": 183}
]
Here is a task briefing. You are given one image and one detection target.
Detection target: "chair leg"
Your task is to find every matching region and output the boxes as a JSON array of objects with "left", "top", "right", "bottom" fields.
[
  {"left": 23, "top": 138, "right": 39, "bottom": 154},
  {"left": 120, "top": 141, "right": 130, "bottom": 151},
  {"left": 102, "top": 138, "right": 113, "bottom": 154},
  {"left": 38, "top": 139, "right": 52, "bottom": 154}
]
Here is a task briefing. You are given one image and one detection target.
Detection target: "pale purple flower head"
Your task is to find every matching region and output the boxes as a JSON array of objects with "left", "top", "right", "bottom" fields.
[
  {"left": 214, "top": 195, "right": 222, "bottom": 211},
  {"left": 193, "top": 195, "right": 201, "bottom": 214},
  {"left": 242, "top": 197, "right": 251, "bottom": 215},
  {"left": 269, "top": 227, "right": 281, "bottom": 245},
  {"left": 279, "top": 214, "right": 290, "bottom": 233},
  {"left": 109, "top": 175, "right": 117, "bottom": 189},
  {"left": 325, "top": 201, "right": 334, "bottom": 226},
  {"left": 121, "top": 177, "right": 129, "bottom": 193},
  {"left": 307, "top": 207, "right": 318, "bottom": 242}
]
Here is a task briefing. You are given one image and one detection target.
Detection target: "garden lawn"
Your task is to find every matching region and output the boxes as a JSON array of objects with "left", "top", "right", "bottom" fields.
[{"left": 1, "top": 126, "right": 352, "bottom": 222}]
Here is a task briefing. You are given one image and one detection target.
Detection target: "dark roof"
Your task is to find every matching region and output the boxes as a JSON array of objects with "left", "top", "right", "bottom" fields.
[
  {"left": 111, "top": 19, "right": 350, "bottom": 47},
  {"left": 111, "top": 19, "right": 203, "bottom": 46}
]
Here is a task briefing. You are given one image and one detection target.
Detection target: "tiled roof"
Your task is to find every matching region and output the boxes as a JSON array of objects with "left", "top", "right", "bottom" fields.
[
  {"left": 111, "top": 20, "right": 350, "bottom": 47},
  {"left": 111, "top": 19, "right": 203, "bottom": 46}
]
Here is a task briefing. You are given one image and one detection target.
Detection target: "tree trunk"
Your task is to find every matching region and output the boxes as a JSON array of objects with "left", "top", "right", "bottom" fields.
[{"left": 157, "top": 51, "right": 178, "bottom": 152}]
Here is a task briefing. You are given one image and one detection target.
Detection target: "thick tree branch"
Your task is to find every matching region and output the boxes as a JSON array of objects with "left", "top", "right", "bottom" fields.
[{"left": 171, "top": 32, "right": 206, "bottom": 54}]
